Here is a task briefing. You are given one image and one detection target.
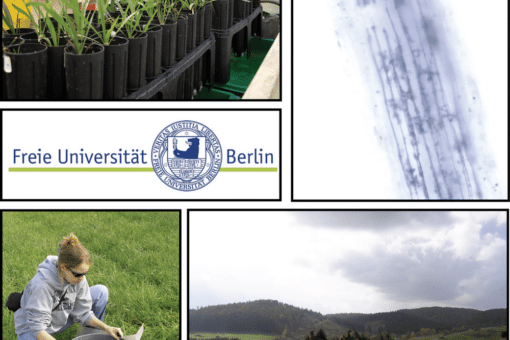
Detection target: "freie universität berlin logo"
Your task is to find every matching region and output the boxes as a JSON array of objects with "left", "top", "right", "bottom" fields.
[{"left": 152, "top": 120, "right": 222, "bottom": 191}]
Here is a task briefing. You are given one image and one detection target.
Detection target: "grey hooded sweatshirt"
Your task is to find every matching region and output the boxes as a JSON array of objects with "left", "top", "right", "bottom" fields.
[{"left": 14, "top": 255, "right": 95, "bottom": 337}]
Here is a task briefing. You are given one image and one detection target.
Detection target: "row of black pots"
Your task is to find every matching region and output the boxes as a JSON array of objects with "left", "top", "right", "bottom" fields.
[
  {"left": 4, "top": 33, "right": 155, "bottom": 99},
  {"left": 3, "top": 4, "right": 214, "bottom": 100},
  {"left": 4, "top": 31, "right": 119, "bottom": 99},
  {"left": 212, "top": 0, "right": 260, "bottom": 30}
]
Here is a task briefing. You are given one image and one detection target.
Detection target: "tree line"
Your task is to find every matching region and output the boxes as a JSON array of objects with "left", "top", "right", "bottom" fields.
[{"left": 189, "top": 300, "right": 507, "bottom": 338}]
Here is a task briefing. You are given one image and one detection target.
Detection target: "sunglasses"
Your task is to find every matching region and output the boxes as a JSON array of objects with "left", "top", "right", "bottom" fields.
[{"left": 69, "top": 268, "right": 88, "bottom": 278}]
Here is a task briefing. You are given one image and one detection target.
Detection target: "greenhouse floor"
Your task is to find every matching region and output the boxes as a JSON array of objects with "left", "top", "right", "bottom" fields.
[{"left": 193, "top": 37, "right": 276, "bottom": 100}]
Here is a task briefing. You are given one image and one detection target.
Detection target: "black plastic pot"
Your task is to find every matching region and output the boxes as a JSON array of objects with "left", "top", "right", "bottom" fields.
[
  {"left": 233, "top": 27, "right": 247, "bottom": 56},
  {"left": 204, "top": 3, "right": 213, "bottom": 38},
  {"left": 39, "top": 17, "right": 60, "bottom": 32},
  {"left": 201, "top": 51, "right": 210, "bottom": 89},
  {"left": 194, "top": 56, "right": 203, "bottom": 93},
  {"left": 196, "top": 7, "right": 205, "bottom": 46},
  {"left": 182, "top": 10, "right": 197, "bottom": 54},
  {"left": 246, "top": 0, "right": 253, "bottom": 16},
  {"left": 64, "top": 44, "right": 105, "bottom": 99},
  {"left": 233, "top": 0, "right": 250, "bottom": 56},
  {"left": 43, "top": 29, "right": 67, "bottom": 43},
  {"left": 176, "top": 72, "right": 185, "bottom": 99},
  {"left": 251, "top": 0, "right": 261, "bottom": 35},
  {"left": 20, "top": 32, "right": 41, "bottom": 44},
  {"left": 122, "top": 32, "right": 148, "bottom": 91},
  {"left": 234, "top": 0, "right": 248, "bottom": 20},
  {"left": 139, "top": 15, "right": 154, "bottom": 24},
  {"left": 2, "top": 37, "right": 24, "bottom": 100},
  {"left": 214, "top": 30, "right": 234, "bottom": 84},
  {"left": 2, "top": 36, "right": 24, "bottom": 47},
  {"left": 161, "top": 19, "right": 177, "bottom": 69},
  {"left": 184, "top": 65, "right": 194, "bottom": 99},
  {"left": 176, "top": 15, "right": 188, "bottom": 60},
  {"left": 144, "top": 24, "right": 163, "bottom": 80},
  {"left": 3, "top": 43, "right": 48, "bottom": 100},
  {"left": 46, "top": 37, "right": 69, "bottom": 100},
  {"left": 43, "top": 30, "right": 67, "bottom": 43},
  {"left": 228, "top": 0, "right": 235, "bottom": 27},
  {"left": 212, "top": 0, "right": 229, "bottom": 30},
  {"left": 3, "top": 28, "right": 36, "bottom": 39},
  {"left": 107, "top": 10, "right": 123, "bottom": 19},
  {"left": 87, "top": 23, "right": 103, "bottom": 42},
  {"left": 103, "top": 36, "right": 129, "bottom": 99}
]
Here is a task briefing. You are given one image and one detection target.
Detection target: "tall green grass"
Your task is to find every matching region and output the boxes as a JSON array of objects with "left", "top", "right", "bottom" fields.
[
  {"left": 190, "top": 333, "right": 277, "bottom": 340},
  {"left": 3, "top": 211, "right": 180, "bottom": 340}
]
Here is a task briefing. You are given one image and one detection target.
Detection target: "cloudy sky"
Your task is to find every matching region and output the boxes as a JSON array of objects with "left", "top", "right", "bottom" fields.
[{"left": 189, "top": 211, "right": 507, "bottom": 314}]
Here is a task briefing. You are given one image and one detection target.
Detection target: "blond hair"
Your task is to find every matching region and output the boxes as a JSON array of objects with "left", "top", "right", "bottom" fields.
[{"left": 57, "top": 232, "right": 91, "bottom": 283}]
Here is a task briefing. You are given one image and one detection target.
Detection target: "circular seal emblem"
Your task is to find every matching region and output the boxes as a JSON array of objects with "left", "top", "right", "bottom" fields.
[{"left": 152, "top": 120, "right": 222, "bottom": 191}]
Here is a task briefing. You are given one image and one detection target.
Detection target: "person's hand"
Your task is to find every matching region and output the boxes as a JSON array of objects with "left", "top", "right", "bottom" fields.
[{"left": 105, "top": 326, "right": 124, "bottom": 340}]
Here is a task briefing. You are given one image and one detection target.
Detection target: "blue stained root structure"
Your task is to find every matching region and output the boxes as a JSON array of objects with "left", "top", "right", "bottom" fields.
[
  {"left": 357, "top": 0, "right": 376, "bottom": 7},
  {"left": 365, "top": 1, "right": 480, "bottom": 199}
]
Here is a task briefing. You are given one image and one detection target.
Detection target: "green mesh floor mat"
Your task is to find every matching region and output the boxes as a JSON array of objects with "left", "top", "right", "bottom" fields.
[
  {"left": 195, "top": 37, "right": 275, "bottom": 99},
  {"left": 218, "top": 37, "right": 275, "bottom": 95},
  {"left": 194, "top": 87, "right": 241, "bottom": 100}
]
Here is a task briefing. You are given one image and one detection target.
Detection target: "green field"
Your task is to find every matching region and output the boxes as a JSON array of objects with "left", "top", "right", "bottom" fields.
[
  {"left": 405, "top": 327, "right": 507, "bottom": 340},
  {"left": 190, "top": 327, "right": 507, "bottom": 340},
  {"left": 190, "top": 333, "right": 278, "bottom": 340},
  {"left": 3, "top": 211, "right": 180, "bottom": 340}
]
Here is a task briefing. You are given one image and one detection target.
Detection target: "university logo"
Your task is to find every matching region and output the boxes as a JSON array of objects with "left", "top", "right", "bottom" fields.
[{"left": 152, "top": 121, "right": 222, "bottom": 191}]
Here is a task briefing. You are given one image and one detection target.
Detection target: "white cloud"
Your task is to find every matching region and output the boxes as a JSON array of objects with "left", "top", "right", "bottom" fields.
[
  {"left": 190, "top": 211, "right": 507, "bottom": 314},
  {"left": 476, "top": 233, "right": 506, "bottom": 261}
]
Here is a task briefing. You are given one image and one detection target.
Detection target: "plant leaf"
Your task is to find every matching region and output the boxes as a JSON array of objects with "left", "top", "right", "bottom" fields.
[{"left": 3, "top": 2, "right": 16, "bottom": 32}]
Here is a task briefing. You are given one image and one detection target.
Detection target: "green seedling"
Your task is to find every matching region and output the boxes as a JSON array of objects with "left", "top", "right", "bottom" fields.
[
  {"left": 29, "top": 0, "right": 97, "bottom": 54},
  {"left": 149, "top": 0, "right": 176, "bottom": 25},
  {"left": 193, "top": 0, "right": 215, "bottom": 12},
  {"left": 178, "top": 0, "right": 195, "bottom": 14},
  {"left": 115, "top": 0, "right": 156, "bottom": 39},
  {"left": 170, "top": 4, "right": 183, "bottom": 21},
  {"left": 13, "top": 0, "right": 65, "bottom": 47},
  {"left": 2, "top": 2, "right": 18, "bottom": 34},
  {"left": 90, "top": 0, "right": 125, "bottom": 45}
]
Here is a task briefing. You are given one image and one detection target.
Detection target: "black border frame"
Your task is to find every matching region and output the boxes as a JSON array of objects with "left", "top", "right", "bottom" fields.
[
  {"left": 1, "top": 209, "right": 182, "bottom": 339},
  {"left": 290, "top": 2, "right": 509, "bottom": 203},
  {"left": 187, "top": 209, "right": 509, "bottom": 336},
  {"left": 1, "top": 109, "right": 282, "bottom": 202},
  {"left": 1, "top": 5, "right": 282, "bottom": 103}
]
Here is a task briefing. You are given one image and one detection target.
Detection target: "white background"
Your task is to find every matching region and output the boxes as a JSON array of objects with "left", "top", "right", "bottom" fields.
[
  {"left": 1, "top": 1, "right": 509, "bottom": 338},
  {"left": 294, "top": 0, "right": 508, "bottom": 199},
  {"left": 2, "top": 111, "right": 280, "bottom": 199}
]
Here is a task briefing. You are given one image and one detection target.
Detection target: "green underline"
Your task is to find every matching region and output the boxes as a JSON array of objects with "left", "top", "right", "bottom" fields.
[{"left": 9, "top": 167, "right": 278, "bottom": 172}]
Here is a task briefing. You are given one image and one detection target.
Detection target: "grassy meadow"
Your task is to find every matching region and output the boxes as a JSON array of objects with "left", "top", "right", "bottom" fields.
[
  {"left": 410, "top": 327, "right": 507, "bottom": 340},
  {"left": 2, "top": 211, "right": 180, "bottom": 340},
  {"left": 189, "top": 327, "right": 508, "bottom": 340},
  {"left": 190, "top": 333, "right": 277, "bottom": 340}
]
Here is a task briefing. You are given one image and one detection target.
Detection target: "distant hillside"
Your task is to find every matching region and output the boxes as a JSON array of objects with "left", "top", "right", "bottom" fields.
[
  {"left": 189, "top": 300, "right": 507, "bottom": 337},
  {"left": 190, "top": 300, "right": 323, "bottom": 335},
  {"left": 326, "top": 310, "right": 447, "bottom": 334}
]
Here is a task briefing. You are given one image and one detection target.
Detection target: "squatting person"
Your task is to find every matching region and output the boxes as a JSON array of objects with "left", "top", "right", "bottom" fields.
[{"left": 14, "top": 233, "right": 124, "bottom": 340}]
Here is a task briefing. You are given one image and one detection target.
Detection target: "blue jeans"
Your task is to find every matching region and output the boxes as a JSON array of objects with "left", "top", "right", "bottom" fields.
[{"left": 17, "top": 285, "right": 109, "bottom": 340}]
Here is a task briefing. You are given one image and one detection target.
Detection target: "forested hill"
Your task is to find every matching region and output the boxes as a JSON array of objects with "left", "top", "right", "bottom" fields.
[
  {"left": 190, "top": 300, "right": 324, "bottom": 334},
  {"left": 326, "top": 307, "right": 507, "bottom": 335},
  {"left": 189, "top": 300, "right": 507, "bottom": 337}
]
